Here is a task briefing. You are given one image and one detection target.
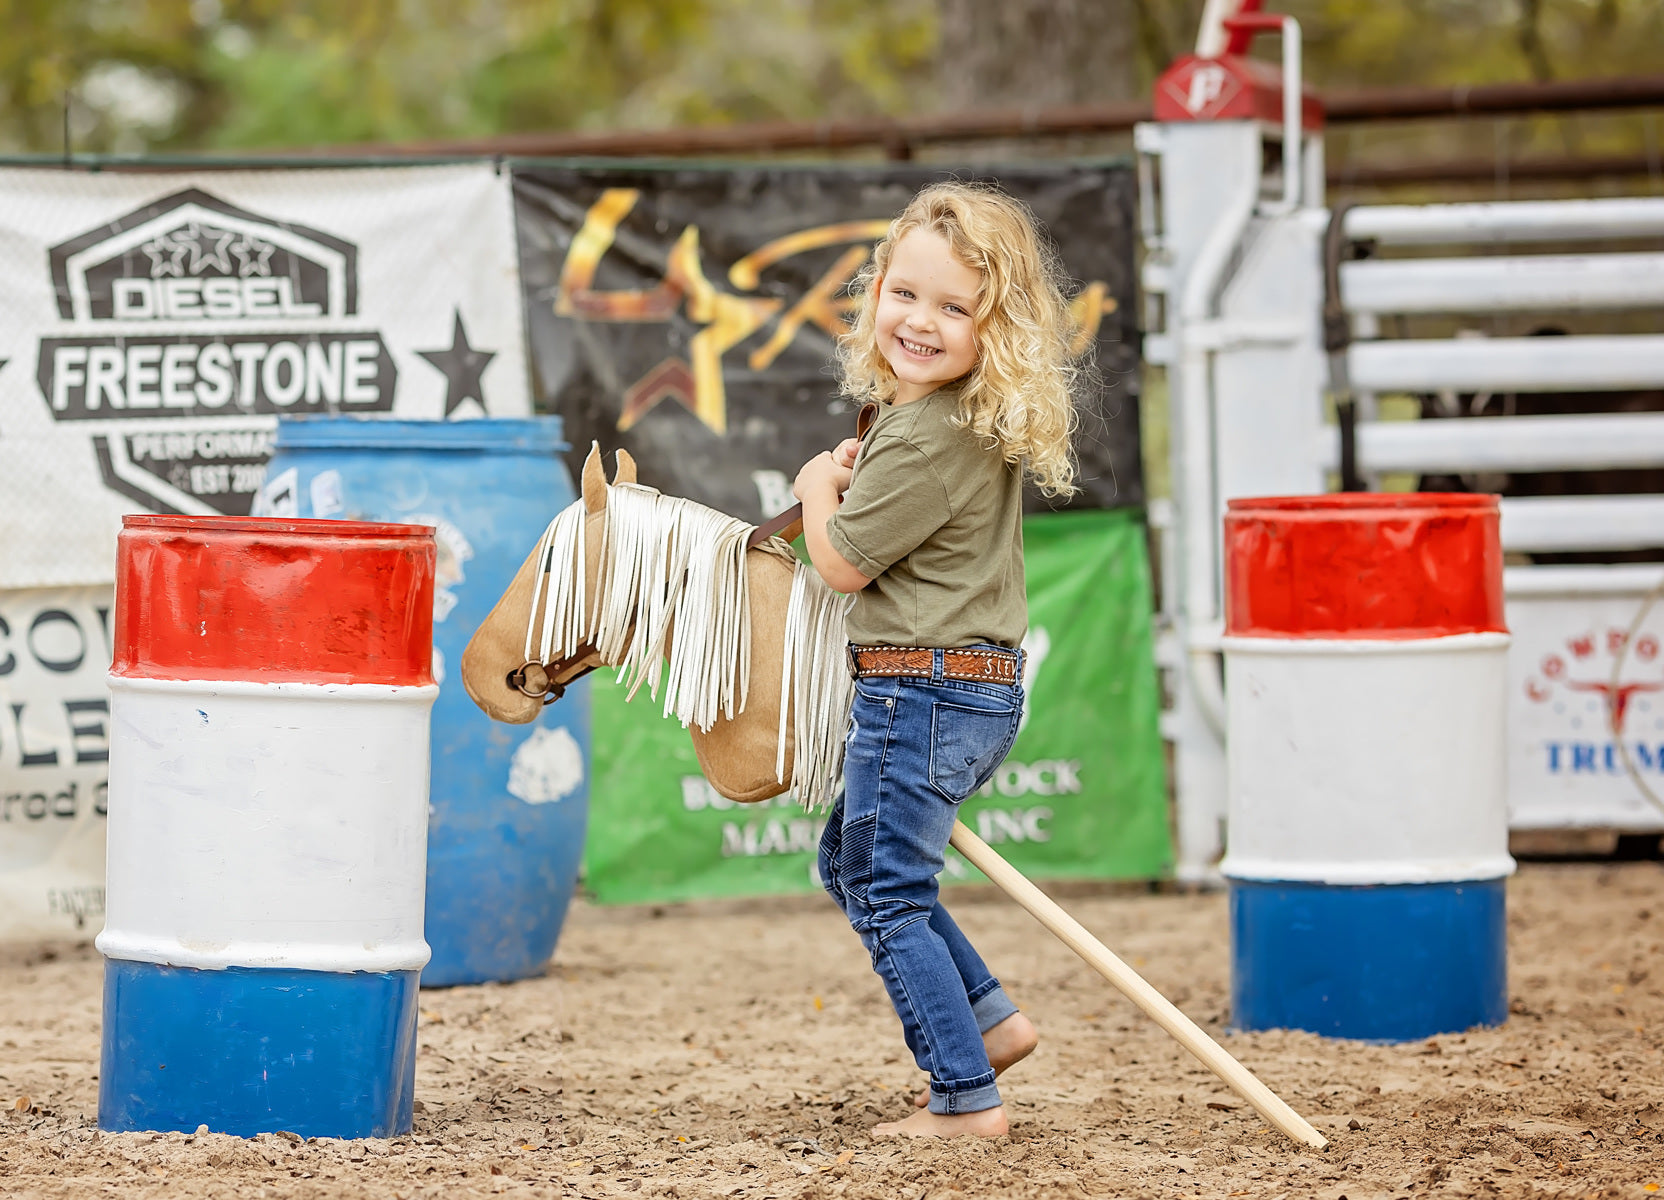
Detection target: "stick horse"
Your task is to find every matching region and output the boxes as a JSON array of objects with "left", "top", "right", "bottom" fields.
[{"left": 460, "top": 436, "right": 1327, "bottom": 1152}]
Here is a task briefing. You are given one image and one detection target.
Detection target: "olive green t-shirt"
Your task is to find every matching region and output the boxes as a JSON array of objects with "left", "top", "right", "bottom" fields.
[{"left": 826, "top": 386, "right": 1026, "bottom": 648}]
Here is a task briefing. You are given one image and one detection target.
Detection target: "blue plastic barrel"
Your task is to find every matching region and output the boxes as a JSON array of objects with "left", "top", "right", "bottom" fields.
[{"left": 264, "top": 417, "right": 589, "bottom": 986}]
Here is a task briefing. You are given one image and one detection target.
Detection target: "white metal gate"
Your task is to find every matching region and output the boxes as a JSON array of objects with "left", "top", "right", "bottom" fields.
[{"left": 1139, "top": 118, "right": 1664, "bottom": 881}]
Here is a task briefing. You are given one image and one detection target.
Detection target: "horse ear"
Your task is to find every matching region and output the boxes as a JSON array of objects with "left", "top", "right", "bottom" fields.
[
  {"left": 613, "top": 449, "right": 638, "bottom": 486},
  {"left": 582, "top": 442, "right": 607, "bottom": 514}
]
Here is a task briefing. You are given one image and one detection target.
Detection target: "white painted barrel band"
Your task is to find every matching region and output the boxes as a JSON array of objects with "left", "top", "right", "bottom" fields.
[
  {"left": 99, "top": 675, "right": 437, "bottom": 974},
  {"left": 105, "top": 675, "right": 442, "bottom": 703},
  {"left": 1219, "top": 854, "right": 1517, "bottom": 886},
  {"left": 93, "top": 933, "right": 432, "bottom": 974},
  {"left": 1222, "top": 634, "right": 1513, "bottom": 885}
]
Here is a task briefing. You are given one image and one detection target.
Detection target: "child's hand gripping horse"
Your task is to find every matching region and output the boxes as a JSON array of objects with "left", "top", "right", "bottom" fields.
[{"left": 793, "top": 182, "right": 1079, "bottom": 1139}]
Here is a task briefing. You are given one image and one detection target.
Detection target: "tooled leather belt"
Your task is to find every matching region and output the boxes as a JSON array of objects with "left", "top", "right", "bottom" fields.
[{"left": 847, "top": 644, "right": 1022, "bottom": 686}]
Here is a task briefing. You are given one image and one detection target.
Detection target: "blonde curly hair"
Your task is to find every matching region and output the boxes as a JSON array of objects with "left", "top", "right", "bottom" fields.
[{"left": 837, "top": 181, "right": 1082, "bottom": 498}]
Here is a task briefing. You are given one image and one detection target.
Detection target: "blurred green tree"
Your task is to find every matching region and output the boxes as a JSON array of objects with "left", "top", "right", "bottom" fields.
[
  {"left": 0, "top": 0, "right": 1658, "bottom": 155},
  {"left": 0, "top": 0, "right": 936, "bottom": 154}
]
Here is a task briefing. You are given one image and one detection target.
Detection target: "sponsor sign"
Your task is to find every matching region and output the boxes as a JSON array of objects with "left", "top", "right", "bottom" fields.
[
  {"left": 0, "top": 164, "right": 531, "bottom": 941},
  {"left": 0, "top": 587, "right": 115, "bottom": 941},
  {"left": 1509, "top": 589, "right": 1664, "bottom": 831},
  {"left": 0, "top": 164, "right": 531, "bottom": 590},
  {"left": 512, "top": 164, "right": 1143, "bottom": 520},
  {"left": 581, "top": 509, "right": 1172, "bottom": 903}
]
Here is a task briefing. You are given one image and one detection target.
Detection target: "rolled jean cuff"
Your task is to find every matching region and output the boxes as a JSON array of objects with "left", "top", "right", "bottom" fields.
[
  {"left": 970, "top": 985, "right": 1020, "bottom": 1035},
  {"left": 927, "top": 1074, "right": 1001, "bottom": 1115}
]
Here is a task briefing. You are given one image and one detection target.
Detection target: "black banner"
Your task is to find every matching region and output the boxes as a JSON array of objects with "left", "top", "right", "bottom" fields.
[{"left": 512, "top": 165, "right": 1141, "bottom": 518}]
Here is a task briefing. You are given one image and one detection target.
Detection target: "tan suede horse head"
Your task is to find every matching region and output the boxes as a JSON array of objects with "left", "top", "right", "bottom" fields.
[{"left": 460, "top": 444, "right": 851, "bottom": 807}]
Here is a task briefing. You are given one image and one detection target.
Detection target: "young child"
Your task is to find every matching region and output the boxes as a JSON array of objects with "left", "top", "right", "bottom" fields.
[{"left": 792, "top": 181, "right": 1080, "bottom": 1139}]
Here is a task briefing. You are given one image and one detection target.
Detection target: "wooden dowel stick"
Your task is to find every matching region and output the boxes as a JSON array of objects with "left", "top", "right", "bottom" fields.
[{"left": 949, "top": 821, "right": 1329, "bottom": 1151}]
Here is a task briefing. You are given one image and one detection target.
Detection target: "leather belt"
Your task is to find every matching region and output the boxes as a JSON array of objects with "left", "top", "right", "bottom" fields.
[{"left": 847, "top": 645, "right": 1022, "bottom": 686}]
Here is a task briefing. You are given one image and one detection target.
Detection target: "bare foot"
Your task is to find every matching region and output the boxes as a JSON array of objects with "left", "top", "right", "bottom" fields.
[
  {"left": 913, "top": 1012, "right": 1038, "bottom": 1107},
  {"left": 874, "top": 1105, "right": 1008, "bottom": 1139}
]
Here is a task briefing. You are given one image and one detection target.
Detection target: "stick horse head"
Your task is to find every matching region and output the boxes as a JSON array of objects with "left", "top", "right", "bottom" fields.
[{"left": 460, "top": 444, "right": 853, "bottom": 809}]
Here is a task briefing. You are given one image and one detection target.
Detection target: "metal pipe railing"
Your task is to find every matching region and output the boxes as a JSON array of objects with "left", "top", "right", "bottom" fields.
[
  {"left": 1332, "top": 412, "right": 1664, "bottom": 475},
  {"left": 1348, "top": 334, "right": 1664, "bottom": 393},
  {"left": 1499, "top": 495, "right": 1664, "bottom": 553},
  {"left": 1339, "top": 252, "right": 1664, "bottom": 313},
  {"left": 1343, "top": 196, "right": 1664, "bottom": 244},
  {"left": 298, "top": 73, "right": 1664, "bottom": 162}
]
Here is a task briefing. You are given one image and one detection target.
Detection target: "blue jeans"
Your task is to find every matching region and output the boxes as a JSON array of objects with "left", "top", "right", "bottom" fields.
[{"left": 818, "top": 651, "right": 1024, "bottom": 1115}]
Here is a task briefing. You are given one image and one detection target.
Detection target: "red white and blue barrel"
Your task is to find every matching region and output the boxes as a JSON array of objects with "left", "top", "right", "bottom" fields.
[
  {"left": 1220, "top": 494, "right": 1513, "bottom": 1042},
  {"left": 98, "top": 516, "right": 438, "bottom": 1137}
]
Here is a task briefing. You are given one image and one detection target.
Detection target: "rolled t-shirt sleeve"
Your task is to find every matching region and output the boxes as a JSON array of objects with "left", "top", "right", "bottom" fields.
[{"left": 825, "top": 435, "right": 952, "bottom": 579}]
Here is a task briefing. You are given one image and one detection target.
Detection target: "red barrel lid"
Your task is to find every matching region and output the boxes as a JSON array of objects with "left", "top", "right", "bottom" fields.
[
  {"left": 1224, "top": 493, "right": 1506, "bottom": 640},
  {"left": 112, "top": 515, "right": 437, "bottom": 684}
]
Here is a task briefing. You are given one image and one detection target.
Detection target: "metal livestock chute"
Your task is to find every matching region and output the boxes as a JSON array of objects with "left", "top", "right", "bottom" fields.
[{"left": 1141, "top": 0, "right": 1664, "bottom": 885}]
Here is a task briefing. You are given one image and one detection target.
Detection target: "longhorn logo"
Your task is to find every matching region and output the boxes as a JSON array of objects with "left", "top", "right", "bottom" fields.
[{"left": 1524, "top": 627, "right": 1664, "bottom": 734}]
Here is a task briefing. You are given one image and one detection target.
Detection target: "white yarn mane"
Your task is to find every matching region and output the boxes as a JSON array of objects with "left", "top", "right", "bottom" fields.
[{"left": 522, "top": 482, "right": 854, "bottom": 811}]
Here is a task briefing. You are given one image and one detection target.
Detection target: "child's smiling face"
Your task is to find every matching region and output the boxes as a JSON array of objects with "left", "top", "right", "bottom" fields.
[{"left": 874, "top": 228, "right": 981, "bottom": 404}]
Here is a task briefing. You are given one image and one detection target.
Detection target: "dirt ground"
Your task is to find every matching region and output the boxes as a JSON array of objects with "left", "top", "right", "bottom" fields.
[{"left": 1, "top": 860, "right": 1661, "bottom": 1199}]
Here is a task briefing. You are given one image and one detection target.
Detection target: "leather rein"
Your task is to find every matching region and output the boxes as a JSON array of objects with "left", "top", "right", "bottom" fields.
[{"left": 506, "top": 403, "right": 878, "bottom": 705}]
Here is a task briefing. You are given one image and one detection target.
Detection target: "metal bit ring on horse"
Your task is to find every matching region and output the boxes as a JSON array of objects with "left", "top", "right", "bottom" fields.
[
  {"left": 508, "top": 661, "right": 551, "bottom": 698},
  {"left": 459, "top": 442, "right": 1327, "bottom": 1151}
]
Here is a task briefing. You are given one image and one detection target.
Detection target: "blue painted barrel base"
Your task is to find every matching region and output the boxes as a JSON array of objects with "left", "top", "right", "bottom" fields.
[
  {"left": 99, "top": 959, "right": 419, "bottom": 1138},
  {"left": 1229, "top": 877, "right": 1507, "bottom": 1043}
]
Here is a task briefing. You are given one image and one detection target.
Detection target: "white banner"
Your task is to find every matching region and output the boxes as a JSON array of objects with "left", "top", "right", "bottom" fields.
[
  {"left": 0, "top": 587, "right": 115, "bottom": 942},
  {"left": 0, "top": 163, "right": 531, "bottom": 590},
  {"left": 0, "top": 164, "right": 530, "bottom": 942},
  {"left": 1509, "top": 587, "right": 1664, "bottom": 833}
]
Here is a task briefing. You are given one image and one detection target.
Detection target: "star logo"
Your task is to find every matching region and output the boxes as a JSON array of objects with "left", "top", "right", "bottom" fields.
[
  {"left": 230, "top": 233, "right": 276, "bottom": 277},
  {"left": 141, "top": 235, "right": 188, "bottom": 278},
  {"left": 555, "top": 189, "right": 781, "bottom": 435},
  {"left": 418, "top": 310, "right": 496, "bottom": 418},
  {"left": 174, "top": 221, "right": 237, "bottom": 275}
]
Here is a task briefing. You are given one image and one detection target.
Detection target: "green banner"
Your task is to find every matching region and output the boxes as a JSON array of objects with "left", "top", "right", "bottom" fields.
[{"left": 582, "top": 508, "right": 1172, "bottom": 903}]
